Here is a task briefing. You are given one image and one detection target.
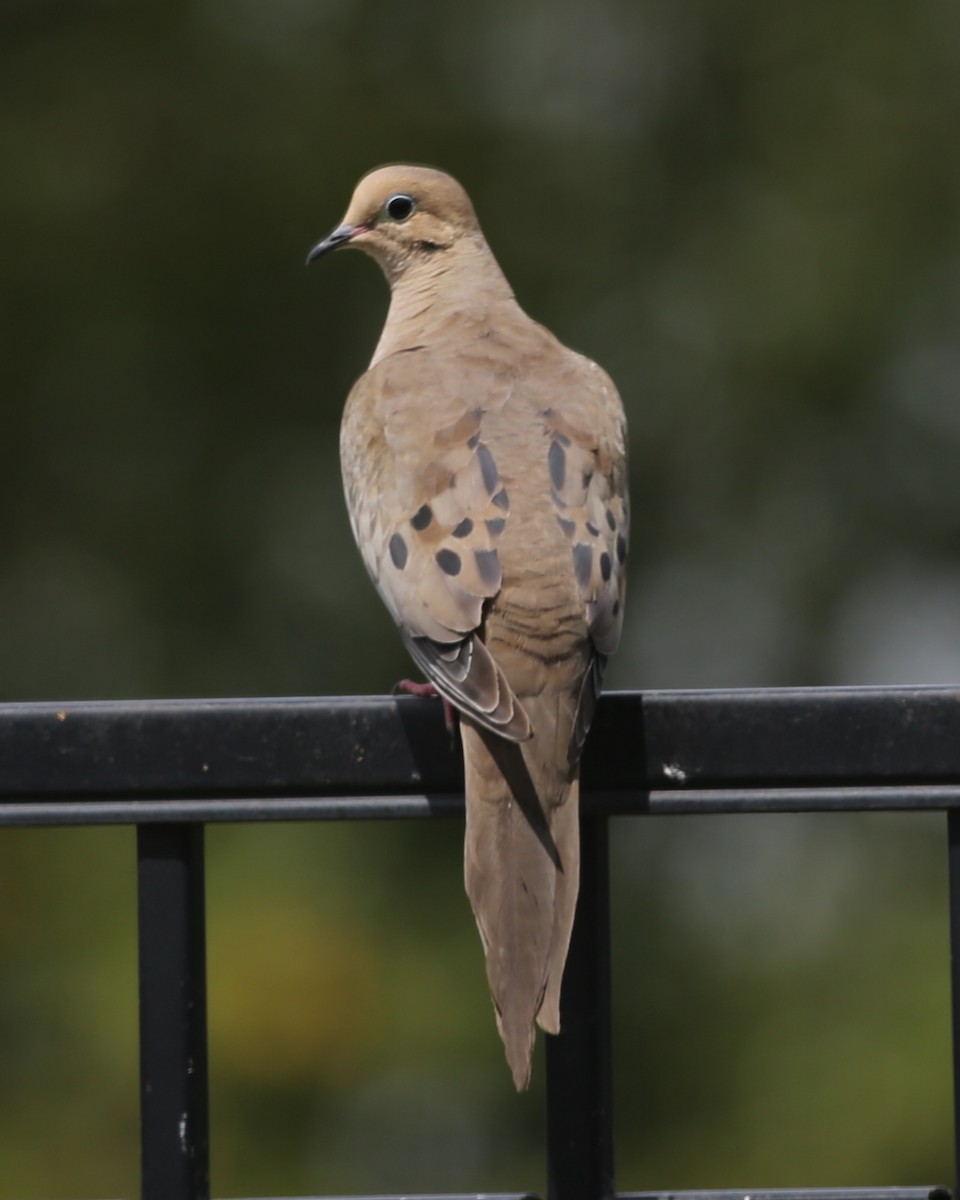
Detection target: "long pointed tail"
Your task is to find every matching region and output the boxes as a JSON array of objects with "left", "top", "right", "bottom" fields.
[{"left": 461, "top": 710, "right": 580, "bottom": 1090}]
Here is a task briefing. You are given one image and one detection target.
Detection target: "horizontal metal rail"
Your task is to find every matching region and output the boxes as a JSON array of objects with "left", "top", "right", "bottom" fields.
[
  {"left": 223, "top": 1190, "right": 949, "bottom": 1200},
  {"left": 623, "top": 1191, "right": 953, "bottom": 1200},
  {"left": 1, "top": 687, "right": 960, "bottom": 824},
  {"left": 223, "top": 1191, "right": 949, "bottom": 1200}
]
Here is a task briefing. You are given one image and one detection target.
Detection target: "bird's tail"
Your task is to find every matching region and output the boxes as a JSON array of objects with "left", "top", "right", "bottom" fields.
[{"left": 460, "top": 696, "right": 580, "bottom": 1090}]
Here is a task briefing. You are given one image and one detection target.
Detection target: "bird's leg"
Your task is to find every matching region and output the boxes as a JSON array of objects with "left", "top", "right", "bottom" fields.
[{"left": 393, "top": 679, "right": 459, "bottom": 736}]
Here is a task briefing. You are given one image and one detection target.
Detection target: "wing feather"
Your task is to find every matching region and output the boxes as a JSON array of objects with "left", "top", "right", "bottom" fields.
[{"left": 341, "top": 353, "right": 531, "bottom": 741}]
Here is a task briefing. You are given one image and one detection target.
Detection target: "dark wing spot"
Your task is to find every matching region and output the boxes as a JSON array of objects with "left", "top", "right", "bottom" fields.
[
  {"left": 452, "top": 517, "right": 474, "bottom": 538},
  {"left": 548, "top": 440, "right": 566, "bottom": 491},
  {"left": 556, "top": 515, "right": 575, "bottom": 538},
  {"left": 411, "top": 504, "right": 433, "bottom": 531},
  {"left": 485, "top": 517, "right": 506, "bottom": 536},
  {"left": 474, "top": 549, "right": 501, "bottom": 587},
  {"left": 467, "top": 431, "right": 481, "bottom": 449},
  {"left": 616, "top": 533, "right": 627, "bottom": 563},
  {"left": 573, "top": 544, "right": 592, "bottom": 591},
  {"left": 436, "top": 549, "right": 462, "bottom": 576},
  {"left": 585, "top": 521, "right": 599, "bottom": 537},
  {"left": 605, "top": 508, "right": 616, "bottom": 530},
  {"left": 389, "top": 533, "right": 408, "bottom": 570},
  {"left": 613, "top": 599, "right": 620, "bottom": 617},
  {"left": 599, "top": 552, "right": 612, "bottom": 582},
  {"left": 492, "top": 488, "right": 509, "bottom": 511},
  {"left": 476, "top": 443, "right": 498, "bottom": 494},
  {"left": 582, "top": 470, "right": 593, "bottom": 488}
]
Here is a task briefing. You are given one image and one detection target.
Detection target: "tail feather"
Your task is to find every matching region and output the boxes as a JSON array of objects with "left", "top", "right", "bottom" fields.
[
  {"left": 534, "top": 774, "right": 579, "bottom": 1035},
  {"left": 461, "top": 700, "right": 580, "bottom": 1090}
]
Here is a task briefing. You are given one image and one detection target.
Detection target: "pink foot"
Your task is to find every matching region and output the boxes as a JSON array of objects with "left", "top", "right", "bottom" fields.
[{"left": 394, "top": 679, "right": 459, "bottom": 735}]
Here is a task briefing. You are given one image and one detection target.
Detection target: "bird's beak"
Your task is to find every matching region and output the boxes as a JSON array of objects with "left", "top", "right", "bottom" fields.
[{"left": 305, "top": 224, "right": 363, "bottom": 265}]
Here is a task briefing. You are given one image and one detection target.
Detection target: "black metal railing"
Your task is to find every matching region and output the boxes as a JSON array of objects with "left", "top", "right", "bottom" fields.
[{"left": 1, "top": 687, "right": 958, "bottom": 1200}]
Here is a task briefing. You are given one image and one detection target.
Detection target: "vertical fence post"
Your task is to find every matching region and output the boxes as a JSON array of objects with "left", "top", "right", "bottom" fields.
[
  {"left": 545, "top": 814, "right": 615, "bottom": 1200},
  {"left": 948, "top": 810, "right": 960, "bottom": 1195},
  {"left": 137, "top": 823, "right": 211, "bottom": 1200}
]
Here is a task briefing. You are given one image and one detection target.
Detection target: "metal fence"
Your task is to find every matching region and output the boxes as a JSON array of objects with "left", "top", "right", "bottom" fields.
[{"left": 1, "top": 686, "right": 958, "bottom": 1200}]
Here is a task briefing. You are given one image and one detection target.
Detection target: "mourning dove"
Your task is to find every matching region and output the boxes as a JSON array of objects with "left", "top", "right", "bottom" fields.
[{"left": 307, "top": 165, "right": 629, "bottom": 1089}]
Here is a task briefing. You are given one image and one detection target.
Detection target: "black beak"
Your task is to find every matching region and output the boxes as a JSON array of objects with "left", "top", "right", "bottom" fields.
[{"left": 305, "top": 224, "right": 359, "bottom": 265}]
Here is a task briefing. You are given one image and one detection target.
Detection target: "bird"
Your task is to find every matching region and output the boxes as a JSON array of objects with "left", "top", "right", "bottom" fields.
[{"left": 307, "top": 165, "right": 628, "bottom": 1089}]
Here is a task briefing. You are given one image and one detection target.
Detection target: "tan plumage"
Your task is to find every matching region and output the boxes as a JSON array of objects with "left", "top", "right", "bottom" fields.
[{"left": 307, "top": 165, "right": 629, "bottom": 1089}]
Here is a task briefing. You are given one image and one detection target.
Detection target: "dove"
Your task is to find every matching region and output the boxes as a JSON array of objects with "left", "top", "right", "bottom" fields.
[{"left": 307, "top": 165, "right": 629, "bottom": 1089}]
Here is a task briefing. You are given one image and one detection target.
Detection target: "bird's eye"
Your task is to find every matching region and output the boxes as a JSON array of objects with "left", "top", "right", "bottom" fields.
[{"left": 384, "top": 194, "right": 416, "bottom": 221}]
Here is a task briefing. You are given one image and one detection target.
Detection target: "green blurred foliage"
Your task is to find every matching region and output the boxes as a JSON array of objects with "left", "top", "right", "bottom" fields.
[{"left": 1, "top": 0, "right": 959, "bottom": 1195}]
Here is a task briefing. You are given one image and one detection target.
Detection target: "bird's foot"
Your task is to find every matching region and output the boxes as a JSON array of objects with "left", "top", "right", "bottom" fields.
[{"left": 393, "top": 679, "right": 459, "bottom": 736}]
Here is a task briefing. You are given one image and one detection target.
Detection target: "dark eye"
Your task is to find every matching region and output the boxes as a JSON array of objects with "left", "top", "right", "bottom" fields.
[{"left": 385, "top": 193, "right": 416, "bottom": 221}]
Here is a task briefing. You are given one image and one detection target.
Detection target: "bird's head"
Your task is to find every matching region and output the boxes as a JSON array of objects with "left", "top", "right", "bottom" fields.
[{"left": 306, "top": 165, "right": 482, "bottom": 282}]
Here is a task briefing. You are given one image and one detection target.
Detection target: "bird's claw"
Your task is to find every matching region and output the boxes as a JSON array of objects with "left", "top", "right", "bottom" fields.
[{"left": 393, "top": 679, "right": 459, "bottom": 739}]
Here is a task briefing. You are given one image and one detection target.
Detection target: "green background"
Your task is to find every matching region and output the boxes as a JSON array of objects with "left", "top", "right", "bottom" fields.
[{"left": 2, "top": 0, "right": 959, "bottom": 1195}]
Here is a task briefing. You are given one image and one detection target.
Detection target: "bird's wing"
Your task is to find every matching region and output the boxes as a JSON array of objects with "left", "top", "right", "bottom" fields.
[
  {"left": 340, "top": 349, "right": 531, "bottom": 741},
  {"left": 540, "top": 356, "right": 630, "bottom": 758}
]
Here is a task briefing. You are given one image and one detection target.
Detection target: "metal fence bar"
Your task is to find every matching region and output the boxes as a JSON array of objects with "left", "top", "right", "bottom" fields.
[
  {"left": 220, "top": 1192, "right": 945, "bottom": 1200},
  {"left": 546, "top": 816, "right": 614, "bottom": 1200},
  {"left": 621, "top": 1190, "right": 951, "bottom": 1200},
  {"left": 137, "top": 824, "right": 210, "bottom": 1200},
  {"left": 6, "top": 785, "right": 960, "bottom": 828},
  {"left": 2, "top": 688, "right": 960, "bottom": 806}
]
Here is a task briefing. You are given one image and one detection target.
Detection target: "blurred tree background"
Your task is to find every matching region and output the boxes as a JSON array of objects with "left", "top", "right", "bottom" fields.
[{"left": 1, "top": 0, "right": 959, "bottom": 1195}]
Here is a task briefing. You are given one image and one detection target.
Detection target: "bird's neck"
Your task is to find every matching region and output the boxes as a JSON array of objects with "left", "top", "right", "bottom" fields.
[{"left": 371, "top": 237, "right": 520, "bottom": 366}]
